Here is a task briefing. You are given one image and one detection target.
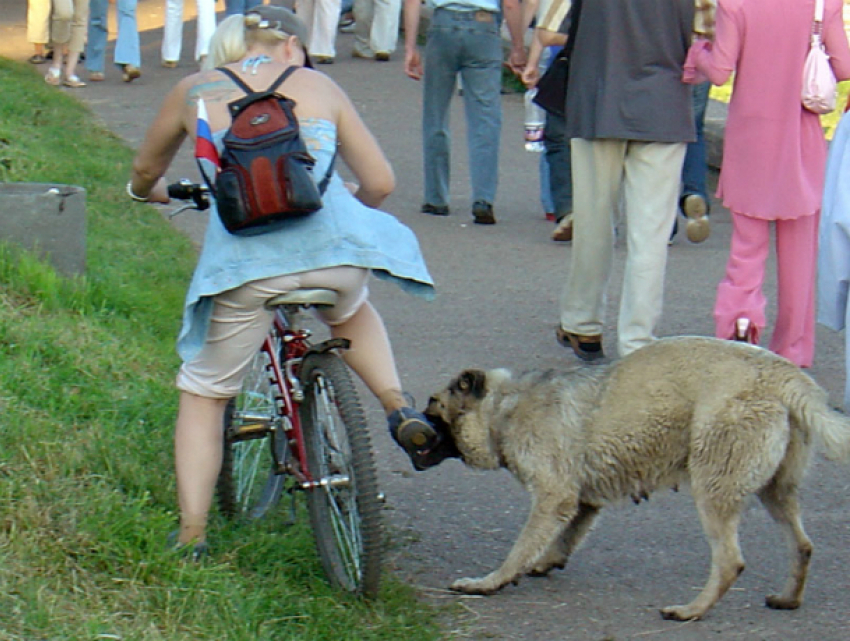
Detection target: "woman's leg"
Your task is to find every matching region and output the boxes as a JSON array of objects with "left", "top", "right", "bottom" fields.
[
  {"left": 174, "top": 392, "right": 229, "bottom": 544},
  {"left": 328, "top": 301, "right": 406, "bottom": 413},
  {"left": 770, "top": 213, "right": 818, "bottom": 367},
  {"left": 714, "top": 211, "right": 770, "bottom": 343}
]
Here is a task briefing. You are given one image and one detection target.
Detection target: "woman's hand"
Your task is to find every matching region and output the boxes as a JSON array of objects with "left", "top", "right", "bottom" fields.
[{"left": 140, "top": 177, "right": 170, "bottom": 204}]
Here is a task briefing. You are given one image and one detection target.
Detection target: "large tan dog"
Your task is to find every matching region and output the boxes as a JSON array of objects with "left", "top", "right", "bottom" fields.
[{"left": 423, "top": 337, "right": 850, "bottom": 621}]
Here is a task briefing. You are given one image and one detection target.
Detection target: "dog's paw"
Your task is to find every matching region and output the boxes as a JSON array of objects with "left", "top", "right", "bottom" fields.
[
  {"left": 659, "top": 605, "right": 704, "bottom": 621},
  {"left": 449, "top": 577, "right": 503, "bottom": 595},
  {"left": 765, "top": 594, "right": 801, "bottom": 610},
  {"left": 528, "top": 559, "right": 566, "bottom": 577}
]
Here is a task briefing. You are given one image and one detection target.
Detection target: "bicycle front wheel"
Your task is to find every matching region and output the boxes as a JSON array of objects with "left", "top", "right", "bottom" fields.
[
  {"left": 217, "top": 334, "right": 288, "bottom": 521},
  {"left": 299, "top": 351, "right": 382, "bottom": 597}
]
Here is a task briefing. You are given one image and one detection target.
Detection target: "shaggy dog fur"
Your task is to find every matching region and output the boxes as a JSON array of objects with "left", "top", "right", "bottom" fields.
[{"left": 423, "top": 337, "right": 850, "bottom": 621}]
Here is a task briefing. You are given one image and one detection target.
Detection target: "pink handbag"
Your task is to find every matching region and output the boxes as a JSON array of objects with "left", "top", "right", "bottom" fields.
[{"left": 802, "top": 0, "right": 837, "bottom": 114}]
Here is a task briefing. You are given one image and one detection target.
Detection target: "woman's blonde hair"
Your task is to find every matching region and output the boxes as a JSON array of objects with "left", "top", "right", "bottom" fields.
[{"left": 204, "top": 13, "right": 294, "bottom": 70}]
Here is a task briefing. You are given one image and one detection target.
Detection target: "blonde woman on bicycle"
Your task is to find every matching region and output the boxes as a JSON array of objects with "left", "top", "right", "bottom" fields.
[{"left": 128, "top": 5, "right": 444, "bottom": 554}]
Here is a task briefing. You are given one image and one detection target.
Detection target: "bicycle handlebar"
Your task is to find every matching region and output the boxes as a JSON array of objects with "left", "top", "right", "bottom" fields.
[{"left": 167, "top": 180, "right": 211, "bottom": 212}]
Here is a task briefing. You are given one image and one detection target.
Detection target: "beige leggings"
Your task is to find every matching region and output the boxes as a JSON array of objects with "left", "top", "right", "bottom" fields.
[
  {"left": 177, "top": 267, "right": 402, "bottom": 400},
  {"left": 50, "top": 0, "right": 89, "bottom": 52}
]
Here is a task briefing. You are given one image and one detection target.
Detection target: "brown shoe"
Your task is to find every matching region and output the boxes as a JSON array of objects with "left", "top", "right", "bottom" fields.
[
  {"left": 551, "top": 214, "right": 573, "bottom": 242},
  {"left": 375, "top": 52, "right": 391, "bottom": 61},
  {"left": 472, "top": 201, "right": 496, "bottom": 225},
  {"left": 682, "top": 194, "right": 710, "bottom": 243},
  {"left": 122, "top": 64, "right": 141, "bottom": 83},
  {"left": 556, "top": 327, "right": 604, "bottom": 362}
]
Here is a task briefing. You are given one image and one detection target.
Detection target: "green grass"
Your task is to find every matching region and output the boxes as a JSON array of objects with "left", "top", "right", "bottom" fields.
[
  {"left": 710, "top": 78, "right": 850, "bottom": 139},
  {"left": 0, "top": 58, "right": 447, "bottom": 640}
]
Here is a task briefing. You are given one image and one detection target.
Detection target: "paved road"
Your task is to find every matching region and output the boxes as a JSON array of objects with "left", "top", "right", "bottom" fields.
[{"left": 3, "top": 4, "right": 850, "bottom": 639}]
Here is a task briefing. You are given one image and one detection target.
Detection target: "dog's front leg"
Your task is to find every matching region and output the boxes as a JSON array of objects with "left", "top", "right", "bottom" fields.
[{"left": 450, "top": 498, "right": 573, "bottom": 595}]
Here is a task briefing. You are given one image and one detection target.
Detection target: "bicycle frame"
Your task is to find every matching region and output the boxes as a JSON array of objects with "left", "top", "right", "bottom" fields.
[{"left": 259, "top": 306, "right": 350, "bottom": 488}]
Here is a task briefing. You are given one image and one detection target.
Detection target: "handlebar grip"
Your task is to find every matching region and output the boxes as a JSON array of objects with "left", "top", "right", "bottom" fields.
[{"left": 167, "top": 180, "right": 200, "bottom": 201}]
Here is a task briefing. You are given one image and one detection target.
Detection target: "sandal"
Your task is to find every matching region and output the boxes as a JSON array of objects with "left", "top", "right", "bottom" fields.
[
  {"left": 44, "top": 67, "right": 62, "bottom": 86},
  {"left": 63, "top": 74, "right": 86, "bottom": 88}
]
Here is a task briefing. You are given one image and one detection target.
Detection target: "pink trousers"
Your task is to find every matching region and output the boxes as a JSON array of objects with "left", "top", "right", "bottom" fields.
[{"left": 714, "top": 211, "right": 818, "bottom": 367}]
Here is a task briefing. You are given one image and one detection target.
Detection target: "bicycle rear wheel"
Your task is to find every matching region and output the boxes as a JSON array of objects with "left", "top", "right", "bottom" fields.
[
  {"left": 217, "top": 333, "right": 288, "bottom": 520},
  {"left": 299, "top": 351, "right": 382, "bottom": 597}
]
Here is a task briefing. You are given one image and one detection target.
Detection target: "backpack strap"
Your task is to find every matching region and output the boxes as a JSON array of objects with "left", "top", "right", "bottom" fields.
[
  {"left": 317, "top": 147, "right": 337, "bottom": 195},
  {"left": 216, "top": 65, "right": 299, "bottom": 96},
  {"left": 216, "top": 66, "right": 255, "bottom": 94}
]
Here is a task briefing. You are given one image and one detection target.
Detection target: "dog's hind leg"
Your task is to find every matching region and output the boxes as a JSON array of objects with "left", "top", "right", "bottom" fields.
[
  {"left": 529, "top": 503, "right": 600, "bottom": 576},
  {"left": 757, "top": 480, "right": 813, "bottom": 610},
  {"left": 450, "top": 496, "right": 575, "bottom": 595},
  {"left": 660, "top": 497, "right": 746, "bottom": 621}
]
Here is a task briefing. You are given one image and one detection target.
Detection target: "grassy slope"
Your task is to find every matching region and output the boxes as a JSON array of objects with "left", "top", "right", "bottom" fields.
[{"left": 0, "top": 58, "right": 444, "bottom": 641}]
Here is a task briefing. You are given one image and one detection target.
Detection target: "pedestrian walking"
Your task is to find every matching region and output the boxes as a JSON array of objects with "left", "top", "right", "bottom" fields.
[
  {"left": 685, "top": 0, "right": 850, "bottom": 366},
  {"left": 86, "top": 0, "right": 142, "bottom": 82},
  {"left": 556, "top": 0, "right": 695, "bottom": 361},
  {"left": 403, "top": 0, "right": 526, "bottom": 224},
  {"left": 296, "top": 0, "right": 340, "bottom": 63},
  {"left": 161, "top": 0, "right": 216, "bottom": 67},
  {"left": 27, "top": 0, "right": 51, "bottom": 64},
  {"left": 44, "top": 0, "right": 90, "bottom": 87},
  {"left": 818, "top": 104, "right": 850, "bottom": 410},
  {"left": 351, "top": 0, "right": 400, "bottom": 61}
]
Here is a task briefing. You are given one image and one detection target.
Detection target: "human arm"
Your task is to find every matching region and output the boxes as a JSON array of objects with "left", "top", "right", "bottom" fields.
[
  {"left": 521, "top": 0, "right": 539, "bottom": 31},
  {"left": 403, "top": 0, "right": 424, "bottom": 80},
  {"left": 521, "top": 34, "right": 546, "bottom": 87},
  {"left": 502, "top": 0, "right": 527, "bottom": 74},
  {"left": 334, "top": 86, "right": 395, "bottom": 208},
  {"left": 129, "top": 76, "right": 193, "bottom": 202},
  {"left": 824, "top": 1, "right": 850, "bottom": 81},
  {"left": 684, "top": 0, "right": 740, "bottom": 86}
]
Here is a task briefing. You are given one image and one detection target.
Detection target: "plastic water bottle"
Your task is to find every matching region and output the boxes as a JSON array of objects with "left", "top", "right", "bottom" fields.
[{"left": 524, "top": 88, "right": 546, "bottom": 153}]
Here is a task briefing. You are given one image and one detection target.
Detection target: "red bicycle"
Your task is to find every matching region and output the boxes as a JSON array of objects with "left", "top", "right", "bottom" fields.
[{"left": 168, "top": 181, "right": 383, "bottom": 596}]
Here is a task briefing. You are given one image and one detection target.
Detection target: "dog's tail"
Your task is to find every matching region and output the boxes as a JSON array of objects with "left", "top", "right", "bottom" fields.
[{"left": 782, "top": 369, "right": 850, "bottom": 462}]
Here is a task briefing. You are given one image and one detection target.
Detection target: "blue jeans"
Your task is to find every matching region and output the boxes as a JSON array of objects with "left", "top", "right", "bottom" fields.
[
  {"left": 422, "top": 8, "right": 503, "bottom": 207},
  {"left": 544, "top": 109, "right": 572, "bottom": 219},
  {"left": 86, "top": 0, "right": 139, "bottom": 72},
  {"left": 681, "top": 81, "right": 710, "bottom": 208},
  {"left": 224, "top": 0, "right": 250, "bottom": 16}
]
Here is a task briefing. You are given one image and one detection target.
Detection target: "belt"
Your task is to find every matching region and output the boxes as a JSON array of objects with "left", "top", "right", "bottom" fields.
[{"left": 435, "top": 7, "right": 497, "bottom": 22}]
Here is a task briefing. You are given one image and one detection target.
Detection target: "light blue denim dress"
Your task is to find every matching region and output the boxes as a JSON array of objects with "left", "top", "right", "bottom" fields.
[{"left": 177, "top": 118, "right": 435, "bottom": 362}]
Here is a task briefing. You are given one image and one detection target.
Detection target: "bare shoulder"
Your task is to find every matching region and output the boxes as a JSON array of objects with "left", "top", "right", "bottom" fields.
[{"left": 184, "top": 69, "right": 240, "bottom": 107}]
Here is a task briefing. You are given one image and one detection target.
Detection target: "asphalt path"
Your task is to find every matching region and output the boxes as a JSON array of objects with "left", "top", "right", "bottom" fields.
[{"left": 2, "top": 3, "right": 850, "bottom": 639}]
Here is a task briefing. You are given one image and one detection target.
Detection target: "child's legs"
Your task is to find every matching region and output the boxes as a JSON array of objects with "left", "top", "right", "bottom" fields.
[
  {"left": 770, "top": 213, "right": 818, "bottom": 367},
  {"left": 714, "top": 212, "right": 769, "bottom": 342}
]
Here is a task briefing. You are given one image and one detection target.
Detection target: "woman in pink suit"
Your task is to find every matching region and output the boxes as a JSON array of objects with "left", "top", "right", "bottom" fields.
[{"left": 685, "top": 0, "right": 850, "bottom": 367}]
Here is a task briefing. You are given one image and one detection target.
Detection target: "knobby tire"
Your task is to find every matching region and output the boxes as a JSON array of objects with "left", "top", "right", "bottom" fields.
[{"left": 299, "top": 352, "right": 382, "bottom": 597}]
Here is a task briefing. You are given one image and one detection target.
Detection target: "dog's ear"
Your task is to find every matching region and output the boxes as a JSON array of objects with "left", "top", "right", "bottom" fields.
[{"left": 454, "top": 369, "right": 488, "bottom": 399}]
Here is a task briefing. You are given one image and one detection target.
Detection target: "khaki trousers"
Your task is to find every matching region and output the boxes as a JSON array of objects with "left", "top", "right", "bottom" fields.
[
  {"left": 561, "top": 138, "right": 686, "bottom": 357},
  {"left": 50, "top": 0, "right": 89, "bottom": 52}
]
